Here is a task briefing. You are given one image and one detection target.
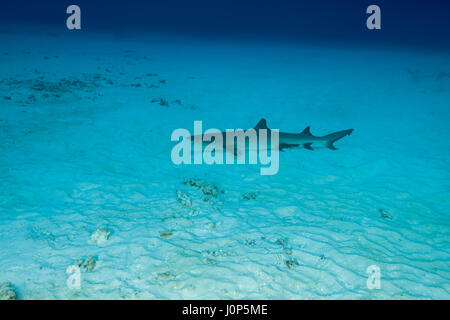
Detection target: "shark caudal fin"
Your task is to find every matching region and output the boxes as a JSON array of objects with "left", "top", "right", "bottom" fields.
[{"left": 322, "top": 128, "right": 354, "bottom": 150}]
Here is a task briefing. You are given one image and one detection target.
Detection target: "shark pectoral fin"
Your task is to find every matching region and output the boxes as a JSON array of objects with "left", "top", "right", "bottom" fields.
[
  {"left": 279, "top": 143, "right": 300, "bottom": 151},
  {"left": 303, "top": 143, "right": 314, "bottom": 151}
]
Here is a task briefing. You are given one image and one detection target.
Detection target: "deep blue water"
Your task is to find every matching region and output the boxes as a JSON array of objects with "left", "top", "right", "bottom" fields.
[{"left": 2, "top": 0, "right": 450, "bottom": 51}]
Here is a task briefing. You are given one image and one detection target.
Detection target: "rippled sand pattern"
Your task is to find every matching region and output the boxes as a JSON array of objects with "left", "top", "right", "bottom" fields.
[{"left": 0, "top": 30, "right": 449, "bottom": 299}]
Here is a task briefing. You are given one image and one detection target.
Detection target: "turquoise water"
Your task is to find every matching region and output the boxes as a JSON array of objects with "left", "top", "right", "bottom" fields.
[{"left": 0, "top": 26, "right": 449, "bottom": 299}]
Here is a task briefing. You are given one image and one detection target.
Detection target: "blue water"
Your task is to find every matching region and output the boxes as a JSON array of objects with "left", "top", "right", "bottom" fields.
[{"left": 0, "top": 1, "right": 449, "bottom": 299}]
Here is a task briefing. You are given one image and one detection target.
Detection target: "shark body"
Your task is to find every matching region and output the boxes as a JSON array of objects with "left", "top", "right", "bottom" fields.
[{"left": 191, "top": 118, "right": 354, "bottom": 154}]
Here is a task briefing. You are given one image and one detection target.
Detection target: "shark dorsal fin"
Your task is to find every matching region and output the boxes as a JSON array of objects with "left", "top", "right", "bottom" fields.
[
  {"left": 254, "top": 118, "right": 268, "bottom": 130},
  {"left": 300, "top": 126, "right": 312, "bottom": 136}
]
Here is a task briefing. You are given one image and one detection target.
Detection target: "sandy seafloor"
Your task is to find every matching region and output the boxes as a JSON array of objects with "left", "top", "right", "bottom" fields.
[{"left": 0, "top": 27, "right": 449, "bottom": 299}]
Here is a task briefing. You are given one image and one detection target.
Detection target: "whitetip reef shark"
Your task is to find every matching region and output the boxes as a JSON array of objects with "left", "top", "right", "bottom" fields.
[
  {"left": 172, "top": 119, "right": 353, "bottom": 175},
  {"left": 188, "top": 118, "right": 354, "bottom": 153}
]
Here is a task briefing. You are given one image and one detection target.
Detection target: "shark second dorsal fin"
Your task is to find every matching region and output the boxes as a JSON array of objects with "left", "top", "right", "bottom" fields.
[
  {"left": 254, "top": 118, "right": 268, "bottom": 130},
  {"left": 300, "top": 126, "right": 312, "bottom": 137}
]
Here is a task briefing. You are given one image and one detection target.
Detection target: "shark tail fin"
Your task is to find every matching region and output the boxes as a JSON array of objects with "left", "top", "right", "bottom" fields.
[{"left": 323, "top": 128, "right": 354, "bottom": 150}]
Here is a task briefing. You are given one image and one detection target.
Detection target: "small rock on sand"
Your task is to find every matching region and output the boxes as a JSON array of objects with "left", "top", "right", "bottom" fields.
[
  {"left": 176, "top": 190, "right": 191, "bottom": 207},
  {"left": 74, "top": 256, "right": 97, "bottom": 272},
  {"left": 91, "top": 228, "right": 111, "bottom": 244},
  {"left": 0, "top": 282, "right": 17, "bottom": 300}
]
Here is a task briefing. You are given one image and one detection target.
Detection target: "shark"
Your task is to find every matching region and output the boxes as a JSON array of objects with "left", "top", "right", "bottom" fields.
[
  {"left": 172, "top": 119, "right": 353, "bottom": 175},
  {"left": 188, "top": 118, "right": 354, "bottom": 154}
]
